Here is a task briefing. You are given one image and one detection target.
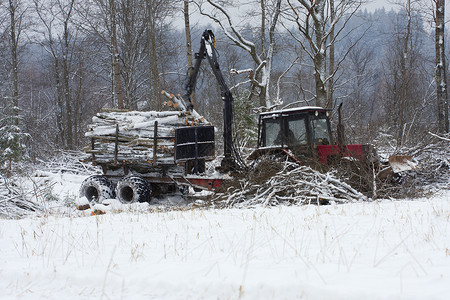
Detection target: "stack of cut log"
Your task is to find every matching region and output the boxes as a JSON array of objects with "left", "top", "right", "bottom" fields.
[{"left": 84, "top": 109, "right": 210, "bottom": 166}]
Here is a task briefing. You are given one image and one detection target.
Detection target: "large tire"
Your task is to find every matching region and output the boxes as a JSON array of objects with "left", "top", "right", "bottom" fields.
[
  {"left": 115, "top": 176, "right": 151, "bottom": 203},
  {"left": 79, "top": 175, "right": 115, "bottom": 203}
]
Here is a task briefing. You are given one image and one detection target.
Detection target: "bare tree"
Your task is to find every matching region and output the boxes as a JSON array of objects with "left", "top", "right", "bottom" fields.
[
  {"left": 286, "top": 0, "right": 362, "bottom": 108},
  {"left": 33, "top": 0, "right": 78, "bottom": 149},
  {"left": 0, "top": 0, "right": 28, "bottom": 124},
  {"left": 145, "top": 0, "right": 176, "bottom": 110},
  {"left": 379, "top": 1, "right": 430, "bottom": 147},
  {"left": 118, "top": 0, "right": 147, "bottom": 109},
  {"left": 196, "top": 0, "right": 283, "bottom": 108},
  {"left": 433, "top": 0, "right": 449, "bottom": 132},
  {"left": 345, "top": 42, "right": 375, "bottom": 143},
  {"left": 7, "top": 0, "right": 24, "bottom": 126},
  {"left": 0, "top": 0, "right": 30, "bottom": 172},
  {"left": 328, "top": 0, "right": 335, "bottom": 108},
  {"left": 184, "top": 0, "right": 196, "bottom": 110},
  {"left": 74, "top": 0, "right": 121, "bottom": 108},
  {"left": 76, "top": 0, "right": 175, "bottom": 110},
  {"left": 33, "top": 0, "right": 65, "bottom": 147},
  {"left": 61, "top": 0, "right": 75, "bottom": 148},
  {"left": 110, "top": 0, "right": 125, "bottom": 109}
]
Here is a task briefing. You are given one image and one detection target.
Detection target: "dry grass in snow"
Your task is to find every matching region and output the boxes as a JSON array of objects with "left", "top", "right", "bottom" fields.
[{"left": 1, "top": 191, "right": 449, "bottom": 299}]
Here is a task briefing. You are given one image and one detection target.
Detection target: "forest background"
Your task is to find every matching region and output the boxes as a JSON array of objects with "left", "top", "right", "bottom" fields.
[{"left": 0, "top": 0, "right": 448, "bottom": 172}]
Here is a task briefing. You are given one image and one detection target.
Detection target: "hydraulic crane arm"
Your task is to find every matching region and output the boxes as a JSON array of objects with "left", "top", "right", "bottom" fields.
[{"left": 184, "top": 30, "right": 235, "bottom": 169}]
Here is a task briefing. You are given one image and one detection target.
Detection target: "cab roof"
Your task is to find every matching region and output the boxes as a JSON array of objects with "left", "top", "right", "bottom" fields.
[{"left": 259, "top": 106, "right": 329, "bottom": 117}]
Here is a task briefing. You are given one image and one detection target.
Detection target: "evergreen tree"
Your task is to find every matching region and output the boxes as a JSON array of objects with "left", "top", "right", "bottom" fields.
[{"left": 0, "top": 109, "right": 29, "bottom": 175}]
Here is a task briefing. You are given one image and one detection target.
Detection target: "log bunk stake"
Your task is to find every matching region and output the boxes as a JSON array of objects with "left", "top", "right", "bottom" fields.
[
  {"left": 153, "top": 121, "right": 158, "bottom": 166},
  {"left": 114, "top": 124, "right": 119, "bottom": 165}
]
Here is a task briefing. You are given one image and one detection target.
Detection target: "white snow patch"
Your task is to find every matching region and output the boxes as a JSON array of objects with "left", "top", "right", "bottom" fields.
[{"left": 1, "top": 190, "right": 449, "bottom": 299}]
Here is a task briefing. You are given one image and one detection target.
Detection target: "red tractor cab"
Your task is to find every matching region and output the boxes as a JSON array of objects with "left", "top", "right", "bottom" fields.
[{"left": 249, "top": 106, "right": 376, "bottom": 165}]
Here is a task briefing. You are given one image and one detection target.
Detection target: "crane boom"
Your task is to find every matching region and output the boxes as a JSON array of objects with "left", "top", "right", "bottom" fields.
[{"left": 184, "top": 30, "right": 235, "bottom": 170}]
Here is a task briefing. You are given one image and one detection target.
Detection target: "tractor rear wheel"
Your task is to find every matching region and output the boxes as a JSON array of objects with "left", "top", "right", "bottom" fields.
[
  {"left": 115, "top": 176, "right": 152, "bottom": 203},
  {"left": 79, "top": 175, "right": 115, "bottom": 203}
]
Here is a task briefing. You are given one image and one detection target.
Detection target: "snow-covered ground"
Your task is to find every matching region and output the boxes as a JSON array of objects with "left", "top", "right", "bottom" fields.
[{"left": 1, "top": 172, "right": 449, "bottom": 299}]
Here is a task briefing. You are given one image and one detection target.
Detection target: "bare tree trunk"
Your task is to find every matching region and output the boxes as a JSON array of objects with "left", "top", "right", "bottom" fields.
[
  {"left": 398, "top": 0, "right": 411, "bottom": 146},
  {"left": 121, "top": 0, "right": 136, "bottom": 110},
  {"left": 110, "top": 0, "right": 125, "bottom": 109},
  {"left": 33, "top": 0, "right": 67, "bottom": 148},
  {"left": 327, "top": 0, "right": 335, "bottom": 109},
  {"left": 146, "top": 1, "right": 162, "bottom": 110},
  {"left": 260, "top": 0, "right": 266, "bottom": 58},
  {"left": 184, "top": 0, "right": 196, "bottom": 110},
  {"left": 259, "top": 0, "right": 267, "bottom": 108},
  {"left": 63, "top": 0, "right": 75, "bottom": 149},
  {"left": 149, "top": 16, "right": 162, "bottom": 110},
  {"left": 54, "top": 58, "right": 66, "bottom": 147},
  {"left": 435, "top": 0, "right": 449, "bottom": 133},
  {"left": 265, "top": 0, "right": 281, "bottom": 107},
  {"left": 313, "top": 1, "right": 327, "bottom": 108},
  {"left": 74, "top": 60, "right": 83, "bottom": 147},
  {"left": 111, "top": 51, "right": 115, "bottom": 107},
  {"left": 9, "top": 0, "right": 19, "bottom": 126}
]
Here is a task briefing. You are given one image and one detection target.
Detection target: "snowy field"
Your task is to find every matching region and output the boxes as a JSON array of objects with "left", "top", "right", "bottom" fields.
[{"left": 1, "top": 172, "right": 450, "bottom": 299}]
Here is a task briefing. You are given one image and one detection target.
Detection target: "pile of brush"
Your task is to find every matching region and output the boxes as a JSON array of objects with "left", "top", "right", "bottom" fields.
[{"left": 213, "top": 160, "right": 367, "bottom": 208}]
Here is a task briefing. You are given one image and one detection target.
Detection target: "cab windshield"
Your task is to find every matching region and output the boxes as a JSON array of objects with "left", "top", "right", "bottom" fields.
[
  {"left": 260, "top": 110, "right": 331, "bottom": 148},
  {"left": 263, "top": 115, "right": 308, "bottom": 147},
  {"left": 285, "top": 117, "right": 307, "bottom": 145}
]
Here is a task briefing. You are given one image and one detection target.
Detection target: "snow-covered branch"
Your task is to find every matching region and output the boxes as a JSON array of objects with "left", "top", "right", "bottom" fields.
[
  {"left": 276, "top": 57, "right": 299, "bottom": 105},
  {"left": 428, "top": 131, "right": 450, "bottom": 142},
  {"left": 196, "top": 0, "right": 282, "bottom": 108}
]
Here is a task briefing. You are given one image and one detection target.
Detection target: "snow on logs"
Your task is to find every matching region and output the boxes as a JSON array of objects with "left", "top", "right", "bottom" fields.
[{"left": 84, "top": 109, "right": 210, "bottom": 166}]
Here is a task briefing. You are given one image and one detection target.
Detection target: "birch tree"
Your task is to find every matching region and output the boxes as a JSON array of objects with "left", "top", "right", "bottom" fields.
[
  {"left": 286, "top": 0, "right": 361, "bottom": 108},
  {"left": 197, "top": 0, "right": 283, "bottom": 108},
  {"left": 433, "top": 0, "right": 449, "bottom": 132}
]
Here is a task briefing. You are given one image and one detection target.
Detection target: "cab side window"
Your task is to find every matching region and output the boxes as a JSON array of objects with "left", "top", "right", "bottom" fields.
[{"left": 263, "top": 118, "right": 281, "bottom": 146}]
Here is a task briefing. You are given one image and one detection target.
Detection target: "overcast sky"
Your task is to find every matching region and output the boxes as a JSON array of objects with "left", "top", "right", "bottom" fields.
[
  {"left": 177, "top": 0, "right": 396, "bottom": 31},
  {"left": 364, "top": 0, "right": 396, "bottom": 11}
]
